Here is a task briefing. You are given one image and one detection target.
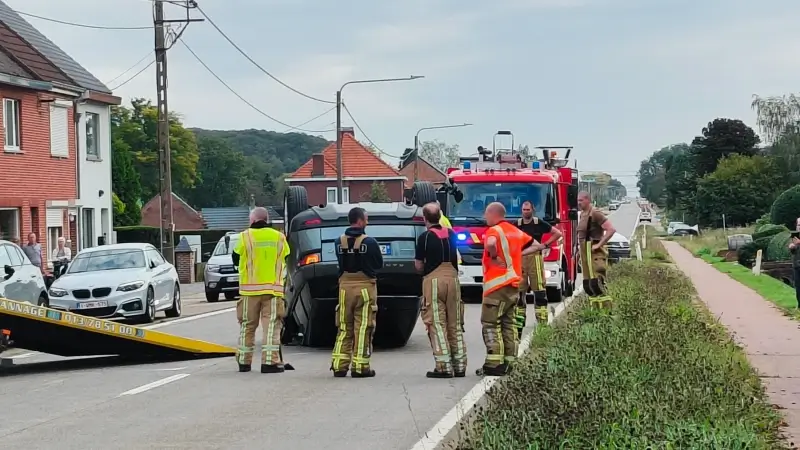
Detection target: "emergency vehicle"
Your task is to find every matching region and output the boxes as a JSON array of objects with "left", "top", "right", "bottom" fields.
[{"left": 434, "top": 131, "right": 580, "bottom": 302}]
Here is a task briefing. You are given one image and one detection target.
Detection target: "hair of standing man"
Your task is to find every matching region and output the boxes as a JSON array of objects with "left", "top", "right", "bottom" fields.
[
  {"left": 486, "top": 202, "right": 506, "bottom": 217},
  {"left": 578, "top": 191, "right": 591, "bottom": 200},
  {"left": 249, "top": 206, "right": 269, "bottom": 224},
  {"left": 422, "top": 202, "right": 442, "bottom": 224},
  {"left": 348, "top": 207, "right": 367, "bottom": 225},
  {"left": 522, "top": 200, "right": 534, "bottom": 208}
]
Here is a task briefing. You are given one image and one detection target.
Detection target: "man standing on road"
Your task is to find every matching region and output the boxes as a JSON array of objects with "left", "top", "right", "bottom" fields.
[
  {"left": 437, "top": 201, "right": 465, "bottom": 333},
  {"left": 22, "top": 232, "right": 42, "bottom": 273},
  {"left": 231, "top": 207, "right": 291, "bottom": 374},
  {"left": 415, "top": 202, "right": 467, "bottom": 379},
  {"left": 331, "top": 207, "right": 382, "bottom": 378},
  {"left": 478, "top": 202, "right": 545, "bottom": 376},
  {"left": 515, "top": 201, "right": 563, "bottom": 336},
  {"left": 577, "top": 192, "right": 616, "bottom": 308}
]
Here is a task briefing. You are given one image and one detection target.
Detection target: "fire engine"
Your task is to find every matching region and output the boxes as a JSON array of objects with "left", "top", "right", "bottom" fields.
[{"left": 436, "top": 131, "right": 580, "bottom": 303}]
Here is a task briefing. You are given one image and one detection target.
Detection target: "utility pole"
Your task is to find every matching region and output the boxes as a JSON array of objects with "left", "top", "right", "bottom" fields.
[
  {"left": 335, "top": 89, "right": 343, "bottom": 204},
  {"left": 153, "top": 0, "right": 202, "bottom": 263}
]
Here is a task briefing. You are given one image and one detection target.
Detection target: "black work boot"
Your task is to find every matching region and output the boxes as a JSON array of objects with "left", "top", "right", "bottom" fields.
[
  {"left": 454, "top": 369, "right": 466, "bottom": 378},
  {"left": 426, "top": 369, "right": 454, "bottom": 379},
  {"left": 351, "top": 369, "right": 376, "bottom": 378},
  {"left": 238, "top": 364, "right": 251, "bottom": 373},
  {"left": 332, "top": 369, "right": 348, "bottom": 378},
  {"left": 261, "top": 364, "right": 285, "bottom": 374},
  {"left": 476, "top": 363, "right": 509, "bottom": 377}
]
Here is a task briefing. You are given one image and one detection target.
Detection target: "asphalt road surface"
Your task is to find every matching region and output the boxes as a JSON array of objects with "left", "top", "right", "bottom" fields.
[{"left": 0, "top": 204, "right": 641, "bottom": 450}]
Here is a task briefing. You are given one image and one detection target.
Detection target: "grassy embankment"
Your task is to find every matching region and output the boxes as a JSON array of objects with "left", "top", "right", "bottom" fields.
[
  {"left": 630, "top": 223, "right": 670, "bottom": 263},
  {"left": 457, "top": 255, "right": 786, "bottom": 449},
  {"left": 670, "top": 227, "right": 799, "bottom": 317}
]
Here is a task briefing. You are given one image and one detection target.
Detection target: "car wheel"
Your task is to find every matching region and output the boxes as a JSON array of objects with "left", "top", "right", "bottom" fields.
[
  {"left": 165, "top": 283, "right": 181, "bottom": 318},
  {"left": 206, "top": 291, "right": 220, "bottom": 303},
  {"left": 411, "top": 181, "right": 437, "bottom": 206},
  {"left": 284, "top": 186, "right": 309, "bottom": 233},
  {"left": 37, "top": 293, "right": 49, "bottom": 307},
  {"left": 224, "top": 292, "right": 238, "bottom": 300},
  {"left": 139, "top": 287, "right": 156, "bottom": 323}
]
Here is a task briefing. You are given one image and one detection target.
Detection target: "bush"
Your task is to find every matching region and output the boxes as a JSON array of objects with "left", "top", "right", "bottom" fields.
[
  {"left": 770, "top": 185, "right": 800, "bottom": 230},
  {"left": 752, "top": 223, "right": 788, "bottom": 241},
  {"left": 754, "top": 213, "right": 772, "bottom": 232},
  {"left": 460, "top": 262, "right": 785, "bottom": 449},
  {"left": 738, "top": 242, "right": 759, "bottom": 268},
  {"left": 767, "top": 231, "right": 792, "bottom": 262}
]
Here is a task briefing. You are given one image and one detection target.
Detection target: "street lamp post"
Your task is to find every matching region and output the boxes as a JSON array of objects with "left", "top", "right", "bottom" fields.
[
  {"left": 413, "top": 123, "right": 472, "bottom": 181},
  {"left": 335, "top": 75, "right": 424, "bottom": 204}
]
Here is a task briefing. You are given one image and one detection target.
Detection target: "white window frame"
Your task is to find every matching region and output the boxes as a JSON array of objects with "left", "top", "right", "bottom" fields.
[
  {"left": 3, "top": 98, "right": 20, "bottom": 152},
  {"left": 326, "top": 187, "right": 350, "bottom": 204},
  {"left": 0, "top": 207, "right": 20, "bottom": 241},
  {"left": 81, "top": 208, "right": 94, "bottom": 250},
  {"left": 47, "top": 226, "right": 63, "bottom": 258},
  {"left": 85, "top": 112, "right": 100, "bottom": 159}
]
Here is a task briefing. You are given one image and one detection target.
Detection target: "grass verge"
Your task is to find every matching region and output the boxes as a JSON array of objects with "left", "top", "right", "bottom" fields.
[
  {"left": 669, "top": 226, "right": 753, "bottom": 255},
  {"left": 630, "top": 224, "right": 671, "bottom": 262},
  {"left": 458, "top": 262, "right": 787, "bottom": 450}
]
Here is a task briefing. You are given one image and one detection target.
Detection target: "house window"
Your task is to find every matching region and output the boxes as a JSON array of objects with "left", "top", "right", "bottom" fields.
[
  {"left": 86, "top": 112, "right": 100, "bottom": 159},
  {"left": 47, "top": 226, "right": 63, "bottom": 258},
  {"left": 50, "top": 103, "right": 69, "bottom": 157},
  {"left": 0, "top": 208, "right": 19, "bottom": 240},
  {"left": 82, "top": 208, "right": 94, "bottom": 249},
  {"left": 3, "top": 98, "right": 20, "bottom": 151},
  {"left": 326, "top": 187, "right": 350, "bottom": 204}
]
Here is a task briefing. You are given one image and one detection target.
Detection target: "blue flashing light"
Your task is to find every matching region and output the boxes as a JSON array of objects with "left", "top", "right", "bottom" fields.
[
  {"left": 456, "top": 233, "right": 467, "bottom": 241},
  {"left": 532, "top": 161, "right": 541, "bottom": 169},
  {"left": 462, "top": 161, "right": 471, "bottom": 170}
]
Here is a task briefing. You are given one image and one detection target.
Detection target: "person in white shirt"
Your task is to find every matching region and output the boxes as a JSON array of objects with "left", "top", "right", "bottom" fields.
[{"left": 51, "top": 237, "right": 71, "bottom": 277}]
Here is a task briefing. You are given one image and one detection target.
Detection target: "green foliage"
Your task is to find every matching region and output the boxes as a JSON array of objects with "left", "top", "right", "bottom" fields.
[
  {"left": 767, "top": 230, "right": 792, "bottom": 261},
  {"left": 738, "top": 242, "right": 759, "bottom": 268},
  {"left": 752, "top": 223, "right": 788, "bottom": 241},
  {"left": 690, "top": 118, "right": 760, "bottom": 177},
  {"left": 461, "top": 263, "right": 785, "bottom": 449},
  {"left": 110, "top": 123, "right": 143, "bottom": 226},
  {"left": 114, "top": 226, "right": 231, "bottom": 261},
  {"left": 636, "top": 144, "right": 687, "bottom": 207},
  {"left": 419, "top": 139, "right": 460, "bottom": 172},
  {"left": 111, "top": 192, "right": 125, "bottom": 217},
  {"left": 770, "top": 185, "right": 800, "bottom": 230},
  {"left": 663, "top": 147, "right": 698, "bottom": 221},
  {"left": 695, "top": 154, "right": 784, "bottom": 227},
  {"left": 186, "top": 136, "right": 249, "bottom": 208},
  {"left": 754, "top": 213, "right": 772, "bottom": 232},
  {"left": 368, "top": 181, "right": 391, "bottom": 203}
]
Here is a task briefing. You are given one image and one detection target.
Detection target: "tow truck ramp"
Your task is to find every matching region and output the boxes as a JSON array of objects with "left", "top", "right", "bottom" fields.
[{"left": 0, "top": 297, "right": 235, "bottom": 362}]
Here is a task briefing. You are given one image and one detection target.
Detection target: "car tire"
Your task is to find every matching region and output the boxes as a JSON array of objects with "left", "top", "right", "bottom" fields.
[
  {"left": 139, "top": 287, "right": 157, "bottom": 324},
  {"left": 37, "top": 293, "right": 49, "bottom": 308},
  {"left": 165, "top": 283, "right": 181, "bottom": 318},
  {"left": 224, "top": 292, "right": 237, "bottom": 300},
  {"left": 284, "top": 185, "right": 309, "bottom": 233},
  {"left": 206, "top": 291, "right": 220, "bottom": 303},
  {"left": 411, "top": 181, "right": 437, "bottom": 206}
]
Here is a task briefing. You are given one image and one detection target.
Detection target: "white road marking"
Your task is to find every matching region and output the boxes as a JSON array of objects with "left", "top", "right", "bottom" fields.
[
  {"left": 143, "top": 307, "right": 235, "bottom": 330},
  {"left": 9, "top": 352, "right": 37, "bottom": 359},
  {"left": 117, "top": 373, "right": 190, "bottom": 397},
  {"left": 409, "top": 206, "right": 641, "bottom": 450},
  {"left": 153, "top": 366, "right": 188, "bottom": 371}
]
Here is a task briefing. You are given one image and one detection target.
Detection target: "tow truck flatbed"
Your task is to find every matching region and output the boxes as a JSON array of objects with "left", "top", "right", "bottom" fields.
[{"left": 0, "top": 297, "right": 235, "bottom": 362}]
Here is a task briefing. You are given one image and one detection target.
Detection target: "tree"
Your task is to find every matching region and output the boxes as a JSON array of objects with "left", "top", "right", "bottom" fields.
[
  {"left": 262, "top": 172, "right": 277, "bottom": 200},
  {"left": 751, "top": 94, "right": 800, "bottom": 144},
  {"left": 663, "top": 147, "right": 698, "bottom": 221},
  {"left": 636, "top": 144, "right": 688, "bottom": 207},
  {"left": 187, "top": 136, "right": 250, "bottom": 208},
  {"left": 695, "top": 154, "right": 783, "bottom": 227},
  {"left": 110, "top": 112, "right": 143, "bottom": 226},
  {"left": 112, "top": 192, "right": 125, "bottom": 217},
  {"left": 113, "top": 98, "right": 200, "bottom": 202},
  {"left": 368, "top": 181, "right": 391, "bottom": 202},
  {"left": 419, "top": 140, "right": 460, "bottom": 172},
  {"left": 689, "top": 118, "right": 760, "bottom": 177}
]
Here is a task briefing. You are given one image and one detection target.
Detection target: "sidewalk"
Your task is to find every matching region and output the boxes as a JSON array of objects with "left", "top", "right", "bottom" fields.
[{"left": 663, "top": 241, "right": 800, "bottom": 446}]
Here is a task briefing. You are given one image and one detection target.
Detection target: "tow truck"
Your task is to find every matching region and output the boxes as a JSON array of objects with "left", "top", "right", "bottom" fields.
[{"left": 431, "top": 131, "right": 580, "bottom": 303}]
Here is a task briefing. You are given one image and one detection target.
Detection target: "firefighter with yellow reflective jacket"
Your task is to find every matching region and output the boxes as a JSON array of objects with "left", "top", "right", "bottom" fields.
[
  {"left": 331, "top": 207, "right": 383, "bottom": 378},
  {"left": 231, "top": 207, "right": 291, "bottom": 374}
]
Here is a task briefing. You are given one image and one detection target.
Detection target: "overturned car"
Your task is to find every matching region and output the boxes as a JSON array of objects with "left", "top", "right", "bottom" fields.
[{"left": 281, "top": 183, "right": 438, "bottom": 349}]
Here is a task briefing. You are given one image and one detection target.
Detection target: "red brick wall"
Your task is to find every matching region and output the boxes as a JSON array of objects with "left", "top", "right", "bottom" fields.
[
  {"left": 0, "top": 87, "right": 77, "bottom": 266},
  {"left": 399, "top": 160, "right": 447, "bottom": 188},
  {"left": 140, "top": 194, "right": 205, "bottom": 230},
  {"left": 288, "top": 180, "right": 405, "bottom": 206}
]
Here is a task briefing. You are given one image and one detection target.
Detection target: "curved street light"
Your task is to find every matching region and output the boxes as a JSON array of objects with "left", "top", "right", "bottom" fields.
[{"left": 413, "top": 123, "right": 473, "bottom": 181}]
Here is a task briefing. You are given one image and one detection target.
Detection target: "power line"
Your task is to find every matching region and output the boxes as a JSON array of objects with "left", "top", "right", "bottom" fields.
[
  {"left": 194, "top": 4, "right": 334, "bottom": 105},
  {"left": 180, "top": 39, "right": 334, "bottom": 134},
  {"left": 105, "top": 52, "right": 153, "bottom": 86},
  {"left": 15, "top": 10, "right": 152, "bottom": 30},
  {"left": 342, "top": 103, "right": 402, "bottom": 159},
  {"left": 283, "top": 106, "right": 336, "bottom": 133},
  {"left": 109, "top": 59, "right": 155, "bottom": 91}
]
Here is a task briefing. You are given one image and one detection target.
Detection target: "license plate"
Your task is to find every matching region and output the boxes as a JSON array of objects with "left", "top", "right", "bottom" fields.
[
  {"left": 380, "top": 244, "right": 391, "bottom": 255},
  {"left": 228, "top": 276, "right": 239, "bottom": 282},
  {"left": 77, "top": 301, "right": 108, "bottom": 309}
]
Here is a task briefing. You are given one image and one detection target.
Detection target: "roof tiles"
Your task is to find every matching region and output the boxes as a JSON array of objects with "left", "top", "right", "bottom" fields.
[{"left": 289, "top": 133, "right": 401, "bottom": 179}]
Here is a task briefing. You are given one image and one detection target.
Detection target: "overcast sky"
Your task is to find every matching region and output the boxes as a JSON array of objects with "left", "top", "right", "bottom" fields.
[{"left": 9, "top": 0, "right": 800, "bottom": 192}]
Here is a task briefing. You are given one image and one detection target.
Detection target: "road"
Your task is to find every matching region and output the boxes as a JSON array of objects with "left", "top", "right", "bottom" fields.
[{"left": 0, "top": 204, "right": 641, "bottom": 450}]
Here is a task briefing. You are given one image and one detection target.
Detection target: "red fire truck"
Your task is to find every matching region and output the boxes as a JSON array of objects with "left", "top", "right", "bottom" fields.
[{"left": 432, "top": 131, "right": 580, "bottom": 303}]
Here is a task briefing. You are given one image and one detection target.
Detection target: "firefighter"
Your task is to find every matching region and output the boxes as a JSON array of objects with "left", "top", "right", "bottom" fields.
[
  {"left": 577, "top": 192, "right": 617, "bottom": 308},
  {"left": 415, "top": 202, "right": 466, "bottom": 378},
  {"left": 331, "top": 207, "right": 383, "bottom": 378},
  {"left": 438, "top": 204, "right": 465, "bottom": 333},
  {"left": 231, "top": 207, "right": 291, "bottom": 374},
  {"left": 516, "top": 200, "right": 563, "bottom": 335},
  {"left": 478, "top": 202, "right": 545, "bottom": 376}
]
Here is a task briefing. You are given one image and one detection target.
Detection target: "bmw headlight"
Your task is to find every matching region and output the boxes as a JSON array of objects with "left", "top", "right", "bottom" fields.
[
  {"left": 117, "top": 281, "right": 145, "bottom": 292},
  {"left": 49, "top": 287, "right": 68, "bottom": 297}
]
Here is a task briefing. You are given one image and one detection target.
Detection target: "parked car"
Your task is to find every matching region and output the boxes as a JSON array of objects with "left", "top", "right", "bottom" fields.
[
  {"left": 0, "top": 239, "right": 49, "bottom": 306},
  {"left": 48, "top": 243, "right": 181, "bottom": 323},
  {"left": 609, "top": 202, "right": 619, "bottom": 211},
  {"left": 639, "top": 211, "right": 652, "bottom": 222},
  {"left": 607, "top": 232, "right": 631, "bottom": 263},
  {"left": 204, "top": 232, "right": 240, "bottom": 303}
]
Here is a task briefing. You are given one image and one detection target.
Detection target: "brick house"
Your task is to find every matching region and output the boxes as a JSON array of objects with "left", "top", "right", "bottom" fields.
[
  {"left": 140, "top": 193, "right": 205, "bottom": 231},
  {"left": 397, "top": 152, "right": 448, "bottom": 188},
  {"left": 0, "top": 2, "right": 120, "bottom": 267},
  {"left": 285, "top": 128, "right": 407, "bottom": 205}
]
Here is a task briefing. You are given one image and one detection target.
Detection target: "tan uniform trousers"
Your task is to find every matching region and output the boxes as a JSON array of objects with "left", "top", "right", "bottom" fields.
[
  {"left": 481, "top": 285, "right": 519, "bottom": 369},
  {"left": 421, "top": 264, "right": 467, "bottom": 373},
  {"left": 581, "top": 241, "right": 610, "bottom": 300},
  {"left": 331, "top": 272, "right": 378, "bottom": 374},
  {"left": 236, "top": 294, "right": 285, "bottom": 366},
  {"left": 517, "top": 253, "right": 548, "bottom": 332}
]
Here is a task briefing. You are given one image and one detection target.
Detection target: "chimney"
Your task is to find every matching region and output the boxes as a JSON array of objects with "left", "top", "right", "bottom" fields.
[
  {"left": 338, "top": 126, "right": 355, "bottom": 142},
  {"left": 311, "top": 153, "right": 325, "bottom": 177}
]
